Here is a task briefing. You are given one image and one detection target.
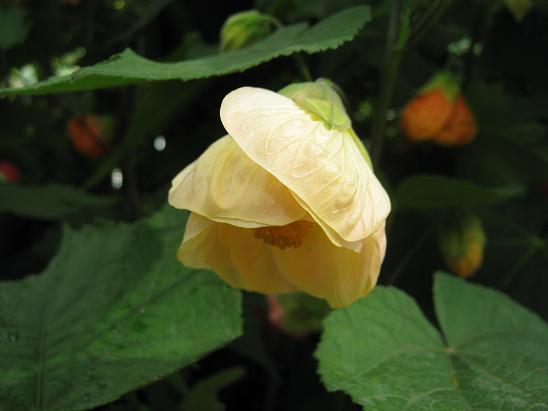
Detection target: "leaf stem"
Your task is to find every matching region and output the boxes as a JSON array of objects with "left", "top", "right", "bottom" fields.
[
  {"left": 269, "top": 17, "right": 313, "bottom": 82},
  {"left": 293, "top": 54, "right": 313, "bottom": 81},
  {"left": 409, "top": 0, "right": 455, "bottom": 47}
]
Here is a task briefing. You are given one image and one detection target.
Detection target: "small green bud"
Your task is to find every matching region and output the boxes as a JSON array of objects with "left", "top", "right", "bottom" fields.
[{"left": 220, "top": 10, "right": 276, "bottom": 52}]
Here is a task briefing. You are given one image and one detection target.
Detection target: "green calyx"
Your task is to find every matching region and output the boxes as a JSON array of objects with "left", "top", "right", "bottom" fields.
[
  {"left": 279, "top": 78, "right": 373, "bottom": 167},
  {"left": 418, "top": 71, "right": 460, "bottom": 102},
  {"left": 220, "top": 10, "right": 278, "bottom": 52},
  {"left": 278, "top": 78, "right": 351, "bottom": 131}
]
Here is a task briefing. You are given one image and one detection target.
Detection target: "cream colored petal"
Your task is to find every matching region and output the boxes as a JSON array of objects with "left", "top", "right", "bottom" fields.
[
  {"left": 272, "top": 222, "right": 387, "bottom": 308},
  {"left": 169, "top": 135, "right": 306, "bottom": 228},
  {"left": 178, "top": 213, "right": 296, "bottom": 293},
  {"left": 220, "top": 87, "right": 391, "bottom": 246}
]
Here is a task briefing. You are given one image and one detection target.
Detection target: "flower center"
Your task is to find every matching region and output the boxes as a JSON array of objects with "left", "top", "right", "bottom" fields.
[{"left": 254, "top": 221, "right": 314, "bottom": 249}]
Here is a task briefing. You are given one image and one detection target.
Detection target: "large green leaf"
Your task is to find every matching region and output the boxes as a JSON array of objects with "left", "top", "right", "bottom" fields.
[
  {"left": 316, "top": 273, "right": 548, "bottom": 410},
  {"left": 393, "top": 174, "right": 523, "bottom": 209},
  {"left": 0, "top": 6, "right": 371, "bottom": 97},
  {"left": 0, "top": 183, "right": 117, "bottom": 221},
  {"left": 0, "top": 207, "right": 242, "bottom": 411}
]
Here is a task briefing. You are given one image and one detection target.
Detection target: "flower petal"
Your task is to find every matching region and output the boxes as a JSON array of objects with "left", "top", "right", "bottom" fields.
[
  {"left": 273, "top": 223, "right": 387, "bottom": 308},
  {"left": 178, "top": 213, "right": 297, "bottom": 293},
  {"left": 220, "top": 87, "right": 391, "bottom": 247},
  {"left": 169, "top": 135, "right": 306, "bottom": 228}
]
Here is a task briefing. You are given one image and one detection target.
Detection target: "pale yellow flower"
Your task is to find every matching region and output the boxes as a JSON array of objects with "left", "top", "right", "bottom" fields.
[{"left": 169, "top": 85, "right": 391, "bottom": 307}]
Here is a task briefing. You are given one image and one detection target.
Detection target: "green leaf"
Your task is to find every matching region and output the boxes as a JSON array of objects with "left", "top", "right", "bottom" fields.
[
  {"left": 0, "top": 6, "right": 30, "bottom": 50},
  {"left": 0, "top": 207, "right": 242, "bottom": 411},
  {"left": 0, "top": 183, "right": 117, "bottom": 221},
  {"left": 316, "top": 273, "right": 548, "bottom": 410},
  {"left": 393, "top": 174, "right": 523, "bottom": 209},
  {"left": 181, "top": 367, "right": 245, "bottom": 411},
  {"left": 0, "top": 6, "right": 371, "bottom": 96}
]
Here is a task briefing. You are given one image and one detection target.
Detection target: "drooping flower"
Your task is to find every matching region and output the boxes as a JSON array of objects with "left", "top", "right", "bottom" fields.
[
  {"left": 400, "top": 72, "right": 477, "bottom": 146},
  {"left": 169, "top": 80, "right": 391, "bottom": 307},
  {"left": 67, "top": 114, "right": 114, "bottom": 159},
  {"left": 436, "top": 95, "right": 477, "bottom": 146}
]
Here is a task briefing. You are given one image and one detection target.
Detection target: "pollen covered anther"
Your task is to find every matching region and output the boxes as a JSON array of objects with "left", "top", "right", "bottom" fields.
[{"left": 254, "top": 221, "right": 314, "bottom": 249}]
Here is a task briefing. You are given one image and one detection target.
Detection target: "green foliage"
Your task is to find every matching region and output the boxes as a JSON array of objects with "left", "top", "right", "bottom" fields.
[
  {"left": 0, "top": 6, "right": 371, "bottom": 96},
  {"left": 1, "top": 1, "right": 547, "bottom": 410},
  {"left": 0, "top": 207, "right": 242, "bottom": 411},
  {"left": 0, "top": 6, "right": 30, "bottom": 50},
  {"left": 393, "top": 175, "right": 523, "bottom": 209},
  {"left": 181, "top": 368, "right": 245, "bottom": 411},
  {"left": 316, "top": 273, "right": 548, "bottom": 410},
  {"left": 0, "top": 183, "right": 117, "bottom": 221}
]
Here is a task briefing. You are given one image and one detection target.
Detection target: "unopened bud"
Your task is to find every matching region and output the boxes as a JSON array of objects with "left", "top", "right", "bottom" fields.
[
  {"left": 220, "top": 10, "right": 276, "bottom": 52},
  {"left": 439, "top": 213, "right": 486, "bottom": 279}
]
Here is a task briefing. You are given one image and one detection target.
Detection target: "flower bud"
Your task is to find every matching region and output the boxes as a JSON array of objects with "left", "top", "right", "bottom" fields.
[
  {"left": 439, "top": 213, "right": 486, "bottom": 279},
  {"left": 0, "top": 162, "right": 20, "bottom": 183},
  {"left": 400, "top": 72, "right": 459, "bottom": 141},
  {"left": 67, "top": 114, "right": 114, "bottom": 159},
  {"left": 266, "top": 293, "right": 330, "bottom": 337},
  {"left": 220, "top": 10, "right": 276, "bottom": 52}
]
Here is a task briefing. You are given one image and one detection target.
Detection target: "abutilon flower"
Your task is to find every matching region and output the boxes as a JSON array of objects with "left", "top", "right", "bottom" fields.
[
  {"left": 436, "top": 95, "right": 477, "bottom": 146},
  {"left": 67, "top": 114, "right": 113, "bottom": 159},
  {"left": 169, "top": 80, "right": 391, "bottom": 307},
  {"left": 400, "top": 72, "right": 477, "bottom": 146}
]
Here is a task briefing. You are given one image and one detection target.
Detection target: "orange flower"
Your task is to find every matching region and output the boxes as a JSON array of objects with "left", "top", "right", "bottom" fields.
[
  {"left": 435, "top": 96, "right": 477, "bottom": 146},
  {"left": 400, "top": 72, "right": 477, "bottom": 146},
  {"left": 67, "top": 114, "right": 111, "bottom": 159},
  {"left": 400, "top": 89, "right": 454, "bottom": 141}
]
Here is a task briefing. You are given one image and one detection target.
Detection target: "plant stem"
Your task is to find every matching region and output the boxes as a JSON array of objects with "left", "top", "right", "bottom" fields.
[
  {"left": 370, "top": 0, "right": 402, "bottom": 168},
  {"left": 293, "top": 54, "right": 313, "bottom": 81},
  {"left": 269, "top": 16, "right": 313, "bottom": 81},
  {"left": 499, "top": 245, "right": 537, "bottom": 289},
  {"left": 410, "top": 0, "right": 455, "bottom": 47},
  {"left": 387, "top": 229, "right": 431, "bottom": 285}
]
